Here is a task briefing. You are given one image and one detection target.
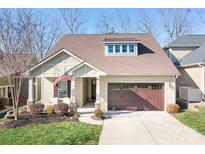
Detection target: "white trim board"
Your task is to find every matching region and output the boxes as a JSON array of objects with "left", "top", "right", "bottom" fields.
[
  {"left": 25, "top": 49, "right": 84, "bottom": 75},
  {"left": 69, "top": 62, "right": 106, "bottom": 76}
]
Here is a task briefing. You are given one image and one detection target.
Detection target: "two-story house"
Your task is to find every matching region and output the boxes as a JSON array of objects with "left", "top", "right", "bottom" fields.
[{"left": 164, "top": 35, "right": 205, "bottom": 104}]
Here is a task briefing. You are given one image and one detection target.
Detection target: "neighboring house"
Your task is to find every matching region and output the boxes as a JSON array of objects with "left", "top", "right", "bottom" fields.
[
  {"left": 26, "top": 33, "right": 179, "bottom": 111},
  {"left": 0, "top": 53, "right": 38, "bottom": 106},
  {"left": 164, "top": 35, "right": 205, "bottom": 103}
]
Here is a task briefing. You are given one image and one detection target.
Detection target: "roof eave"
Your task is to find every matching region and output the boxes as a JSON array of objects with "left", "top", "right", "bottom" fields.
[
  {"left": 163, "top": 45, "right": 200, "bottom": 50},
  {"left": 177, "top": 62, "right": 205, "bottom": 68}
]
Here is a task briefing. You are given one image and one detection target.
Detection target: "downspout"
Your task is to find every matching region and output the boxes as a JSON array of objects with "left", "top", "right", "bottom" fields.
[{"left": 199, "top": 64, "right": 205, "bottom": 101}]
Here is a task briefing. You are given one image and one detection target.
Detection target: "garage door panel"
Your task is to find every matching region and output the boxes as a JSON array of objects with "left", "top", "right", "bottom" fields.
[{"left": 108, "top": 83, "right": 164, "bottom": 111}]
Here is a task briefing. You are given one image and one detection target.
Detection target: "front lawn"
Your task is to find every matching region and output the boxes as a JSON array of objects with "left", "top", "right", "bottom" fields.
[
  {"left": 175, "top": 107, "right": 205, "bottom": 135},
  {"left": 0, "top": 122, "right": 102, "bottom": 145}
]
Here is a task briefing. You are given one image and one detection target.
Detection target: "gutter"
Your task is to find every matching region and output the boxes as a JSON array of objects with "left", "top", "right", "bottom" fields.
[{"left": 177, "top": 62, "right": 205, "bottom": 68}]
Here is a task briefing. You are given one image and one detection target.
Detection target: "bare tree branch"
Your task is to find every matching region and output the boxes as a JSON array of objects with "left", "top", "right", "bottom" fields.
[
  {"left": 136, "top": 11, "right": 158, "bottom": 35},
  {"left": 159, "top": 8, "right": 192, "bottom": 42},
  {"left": 34, "top": 12, "right": 62, "bottom": 59},
  {"left": 116, "top": 11, "right": 131, "bottom": 33},
  {"left": 96, "top": 15, "right": 115, "bottom": 34},
  {"left": 60, "top": 8, "right": 85, "bottom": 34}
]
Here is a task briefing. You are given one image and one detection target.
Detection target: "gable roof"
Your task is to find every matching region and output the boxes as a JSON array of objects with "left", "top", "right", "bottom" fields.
[
  {"left": 175, "top": 43, "right": 205, "bottom": 67},
  {"left": 30, "top": 33, "right": 179, "bottom": 76},
  {"left": 164, "top": 35, "right": 205, "bottom": 49},
  {"left": 165, "top": 35, "right": 205, "bottom": 67}
]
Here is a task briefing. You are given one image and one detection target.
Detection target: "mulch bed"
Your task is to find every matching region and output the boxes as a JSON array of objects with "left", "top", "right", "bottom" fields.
[{"left": 0, "top": 113, "right": 78, "bottom": 129}]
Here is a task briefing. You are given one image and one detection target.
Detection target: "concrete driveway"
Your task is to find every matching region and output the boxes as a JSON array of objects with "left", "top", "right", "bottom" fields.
[{"left": 99, "top": 111, "right": 205, "bottom": 145}]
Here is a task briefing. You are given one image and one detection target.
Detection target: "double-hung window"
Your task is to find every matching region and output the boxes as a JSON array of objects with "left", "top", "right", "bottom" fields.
[
  {"left": 115, "top": 45, "right": 120, "bottom": 53},
  {"left": 108, "top": 45, "right": 113, "bottom": 53},
  {"left": 129, "top": 45, "right": 134, "bottom": 53},
  {"left": 58, "top": 81, "right": 67, "bottom": 98},
  {"left": 122, "top": 45, "right": 127, "bottom": 53}
]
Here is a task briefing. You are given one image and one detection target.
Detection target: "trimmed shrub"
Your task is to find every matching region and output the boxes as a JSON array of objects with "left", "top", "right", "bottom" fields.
[
  {"left": 69, "top": 103, "right": 77, "bottom": 115},
  {"left": 54, "top": 103, "right": 69, "bottom": 115},
  {"left": 94, "top": 109, "right": 104, "bottom": 119},
  {"left": 166, "top": 103, "right": 180, "bottom": 113},
  {"left": 29, "top": 103, "right": 45, "bottom": 114},
  {"left": 46, "top": 105, "right": 55, "bottom": 114}
]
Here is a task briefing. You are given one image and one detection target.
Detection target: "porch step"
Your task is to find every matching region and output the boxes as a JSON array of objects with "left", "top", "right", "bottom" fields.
[{"left": 78, "top": 108, "right": 95, "bottom": 114}]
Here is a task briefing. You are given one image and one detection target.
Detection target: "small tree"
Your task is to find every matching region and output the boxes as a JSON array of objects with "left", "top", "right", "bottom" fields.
[{"left": 0, "top": 9, "right": 37, "bottom": 120}]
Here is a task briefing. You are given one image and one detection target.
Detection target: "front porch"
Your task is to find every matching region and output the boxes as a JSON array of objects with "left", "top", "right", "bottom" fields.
[
  {"left": 26, "top": 52, "right": 106, "bottom": 111},
  {"left": 78, "top": 101, "right": 95, "bottom": 114},
  {"left": 27, "top": 76, "right": 101, "bottom": 110}
]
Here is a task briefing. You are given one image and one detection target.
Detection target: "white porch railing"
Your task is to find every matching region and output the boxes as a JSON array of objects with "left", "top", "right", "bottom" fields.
[{"left": 179, "top": 86, "right": 203, "bottom": 103}]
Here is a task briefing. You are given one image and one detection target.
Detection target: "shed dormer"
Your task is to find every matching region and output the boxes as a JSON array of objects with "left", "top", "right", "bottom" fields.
[{"left": 102, "top": 38, "right": 140, "bottom": 56}]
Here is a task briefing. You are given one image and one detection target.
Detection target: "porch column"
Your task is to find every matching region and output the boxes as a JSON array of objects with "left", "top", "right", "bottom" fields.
[
  {"left": 27, "top": 77, "right": 34, "bottom": 103},
  {"left": 4, "top": 86, "right": 8, "bottom": 98},
  {"left": 71, "top": 77, "right": 75, "bottom": 103},
  {"left": 95, "top": 77, "right": 100, "bottom": 107}
]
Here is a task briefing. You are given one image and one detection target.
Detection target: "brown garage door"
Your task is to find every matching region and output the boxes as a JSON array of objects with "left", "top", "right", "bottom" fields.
[{"left": 108, "top": 83, "right": 164, "bottom": 111}]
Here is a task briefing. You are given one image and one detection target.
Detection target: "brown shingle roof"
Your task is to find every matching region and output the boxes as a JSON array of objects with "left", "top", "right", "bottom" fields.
[{"left": 45, "top": 33, "right": 179, "bottom": 75}]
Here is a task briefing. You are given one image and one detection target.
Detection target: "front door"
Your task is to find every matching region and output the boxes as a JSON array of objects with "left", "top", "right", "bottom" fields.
[{"left": 91, "top": 79, "right": 96, "bottom": 100}]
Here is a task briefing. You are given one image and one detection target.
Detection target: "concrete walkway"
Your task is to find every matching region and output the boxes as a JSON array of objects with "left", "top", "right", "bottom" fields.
[
  {"left": 99, "top": 111, "right": 205, "bottom": 145},
  {"left": 78, "top": 107, "right": 103, "bottom": 125},
  {"left": 79, "top": 113, "right": 103, "bottom": 125}
]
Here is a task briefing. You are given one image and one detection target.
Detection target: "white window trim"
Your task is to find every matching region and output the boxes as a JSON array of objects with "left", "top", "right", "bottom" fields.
[
  {"left": 122, "top": 45, "right": 128, "bottom": 53},
  {"left": 105, "top": 44, "right": 138, "bottom": 56},
  {"left": 58, "top": 80, "right": 68, "bottom": 98}
]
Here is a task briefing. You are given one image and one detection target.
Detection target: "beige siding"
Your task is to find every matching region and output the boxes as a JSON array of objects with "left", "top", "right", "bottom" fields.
[
  {"left": 75, "top": 77, "right": 82, "bottom": 107},
  {"left": 177, "top": 66, "right": 204, "bottom": 99},
  {"left": 21, "top": 80, "right": 28, "bottom": 97},
  {"left": 38, "top": 75, "right": 176, "bottom": 110},
  {"left": 99, "top": 75, "right": 176, "bottom": 111},
  {"left": 166, "top": 48, "right": 195, "bottom": 63},
  {"left": 0, "top": 77, "right": 9, "bottom": 87},
  {"left": 178, "top": 66, "right": 203, "bottom": 90},
  {"left": 73, "top": 65, "right": 99, "bottom": 77},
  {"left": 36, "top": 77, "right": 41, "bottom": 101},
  {"left": 82, "top": 78, "right": 88, "bottom": 105},
  {"left": 30, "top": 52, "right": 81, "bottom": 77},
  {"left": 41, "top": 77, "right": 55, "bottom": 104},
  {"left": 87, "top": 78, "right": 92, "bottom": 100},
  {"left": 0, "top": 88, "right": 4, "bottom": 97}
]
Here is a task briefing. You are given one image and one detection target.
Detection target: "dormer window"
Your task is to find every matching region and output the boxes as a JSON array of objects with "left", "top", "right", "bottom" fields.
[
  {"left": 129, "top": 45, "right": 134, "bottom": 53},
  {"left": 122, "top": 45, "right": 127, "bottom": 53},
  {"left": 108, "top": 45, "right": 113, "bottom": 53},
  {"left": 102, "top": 37, "right": 140, "bottom": 56},
  {"left": 115, "top": 45, "right": 120, "bottom": 53},
  {"left": 105, "top": 44, "right": 137, "bottom": 56}
]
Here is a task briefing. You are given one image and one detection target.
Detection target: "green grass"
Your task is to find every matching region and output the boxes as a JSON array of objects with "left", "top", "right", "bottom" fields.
[
  {"left": 0, "top": 122, "right": 102, "bottom": 145},
  {"left": 175, "top": 107, "right": 205, "bottom": 135}
]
